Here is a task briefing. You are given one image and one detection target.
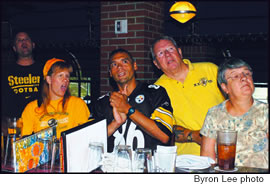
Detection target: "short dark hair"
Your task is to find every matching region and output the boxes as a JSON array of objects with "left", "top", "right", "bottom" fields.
[
  {"left": 217, "top": 57, "right": 253, "bottom": 85},
  {"left": 13, "top": 31, "right": 34, "bottom": 45},
  {"left": 109, "top": 48, "right": 134, "bottom": 67}
]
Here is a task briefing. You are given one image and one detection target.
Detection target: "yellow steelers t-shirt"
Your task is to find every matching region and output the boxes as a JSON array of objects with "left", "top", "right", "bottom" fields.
[
  {"left": 21, "top": 96, "right": 90, "bottom": 139},
  {"left": 155, "top": 59, "right": 225, "bottom": 155}
]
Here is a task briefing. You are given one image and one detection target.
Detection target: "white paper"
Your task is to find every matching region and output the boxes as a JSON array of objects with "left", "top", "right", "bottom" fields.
[
  {"left": 156, "top": 145, "right": 177, "bottom": 153},
  {"left": 65, "top": 119, "right": 107, "bottom": 172}
]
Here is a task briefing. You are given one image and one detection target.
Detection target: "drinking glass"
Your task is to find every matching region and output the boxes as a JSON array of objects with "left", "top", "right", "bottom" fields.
[
  {"left": 154, "top": 150, "right": 177, "bottom": 172},
  {"left": 133, "top": 148, "right": 153, "bottom": 173},
  {"left": 217, "top": 130, "right": 237, "bottom": 171},
  {"left": 50, "top": 139, "right": 61, "bottom": 173},
  {"left": 87, "top": 141, "right": 104, "bottom": 172},
  {"left": 37, "top": 137, "right": 53, "bottom": 172},
  {"left": 4, "top": 133, "right": 16, "bottom": 170},
  {"left": 7, "top": 117, "right": 22, "bottom": 139},
  {"left": 114, "top": 145, "right": 132, "bottom": 172}
]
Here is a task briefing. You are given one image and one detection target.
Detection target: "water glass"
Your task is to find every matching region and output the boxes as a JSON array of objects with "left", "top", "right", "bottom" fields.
[
  {"left": 133, "top": 148, "right": 153, "bottom": 173},
  {"left": 114, "top": 145, "right": 132, "bottom": 172},
  {"left": 87, "top": 141, "right": 104, "bottom": 172},
  {"left": 50, "top": 139, "right": 61, "bottom": 173},
  {"left": 37, "top": 137, "right": 53, "bottom": 171},
  {"left": 154, "top": 150, "right": 177, "bottom": 172},
  {"left": 4, "top": 133, "right": 16, "bottom": 170}
]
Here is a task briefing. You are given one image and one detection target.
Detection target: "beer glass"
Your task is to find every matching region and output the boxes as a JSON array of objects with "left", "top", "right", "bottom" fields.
[
  {"left": 217, "top": 130, "right": 237, "bottom": 171},
  {"left": 7, "top": 117, "right": 22, "bottom": 139},
  {"left": 4, "top": 117, "right": 21, "bottom": 169}
]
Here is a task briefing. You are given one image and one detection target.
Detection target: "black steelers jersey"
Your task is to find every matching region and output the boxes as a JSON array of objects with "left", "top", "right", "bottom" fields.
[{"left": 90, "top": 81, "right": 174, "bottom": 152}]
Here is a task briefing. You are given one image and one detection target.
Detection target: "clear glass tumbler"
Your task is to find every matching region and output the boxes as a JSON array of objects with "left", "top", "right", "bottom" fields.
[
  {"left": 133, "top": 148, "right": 153, "bottom": 173},
  {"left": 114, "top": 145, "right": 132, "bottom": 172}
]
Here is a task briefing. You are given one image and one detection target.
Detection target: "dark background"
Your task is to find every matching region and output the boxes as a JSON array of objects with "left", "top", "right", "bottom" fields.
[{"left": 1, "top": 1, "right": 268, "bottom": 85}]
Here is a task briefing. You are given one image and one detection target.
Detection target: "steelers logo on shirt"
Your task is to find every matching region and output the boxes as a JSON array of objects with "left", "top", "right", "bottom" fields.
[
  {"left": 48, "top": 118, "right": 57, "bottom": 127},
  {"left": 135, "top": 94, "right": 145, "bottom": 104}
]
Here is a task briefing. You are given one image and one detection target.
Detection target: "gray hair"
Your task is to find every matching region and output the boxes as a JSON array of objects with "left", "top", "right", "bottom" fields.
[
  {"left": 217, "top": 57, "right": 253, "bottom": 85},
  {"left": 150, "top": 36, "right": 179, "bottom": 60}
]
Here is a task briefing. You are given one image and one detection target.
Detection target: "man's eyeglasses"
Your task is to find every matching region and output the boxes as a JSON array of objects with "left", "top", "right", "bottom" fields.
[
  {"left": 156, "top": 47, "right": 176, "bottom": 58},
  {"left": 226, "top": 71, "right": 253, "bottom": 81}
]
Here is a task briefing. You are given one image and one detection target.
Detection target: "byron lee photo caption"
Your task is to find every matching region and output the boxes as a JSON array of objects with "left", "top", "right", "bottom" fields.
[{"left": 193, "top": 174, "right": 267, "bottom": 184}]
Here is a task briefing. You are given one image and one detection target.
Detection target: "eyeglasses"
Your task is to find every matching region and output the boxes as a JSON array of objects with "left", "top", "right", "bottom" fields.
[
  {"left": 156, "top": 46, "right": 176, "bottom": 58},
  {"left": 226, "top": 71, "right": 253, "bottom": 81}
]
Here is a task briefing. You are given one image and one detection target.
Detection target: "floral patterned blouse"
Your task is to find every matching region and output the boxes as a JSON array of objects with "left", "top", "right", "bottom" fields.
[{"left": 200, "top": 99, "right": 268, "bottom": 169}]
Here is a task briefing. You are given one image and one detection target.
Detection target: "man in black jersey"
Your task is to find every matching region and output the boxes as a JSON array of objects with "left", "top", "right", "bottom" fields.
[
  {"left": 90, "top": 48, "right": 175, "bottom": 152},
  {"left": 1, "top": 32, "right": 43, "bottom": 136}
]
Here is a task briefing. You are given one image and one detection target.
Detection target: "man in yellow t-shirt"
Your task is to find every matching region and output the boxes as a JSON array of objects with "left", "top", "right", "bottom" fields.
[{"left": 150, "top": 36, "right": 224, "bottom": 155}]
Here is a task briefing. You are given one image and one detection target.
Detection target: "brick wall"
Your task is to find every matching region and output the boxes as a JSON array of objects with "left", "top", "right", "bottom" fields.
[{"left": 100, "top": 1, "right": 165, "bottom": 95}]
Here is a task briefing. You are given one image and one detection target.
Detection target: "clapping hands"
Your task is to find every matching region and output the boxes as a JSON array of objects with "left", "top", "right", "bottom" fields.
[{"left": 109, "top": 85, "right": 130, "bottom": 126}]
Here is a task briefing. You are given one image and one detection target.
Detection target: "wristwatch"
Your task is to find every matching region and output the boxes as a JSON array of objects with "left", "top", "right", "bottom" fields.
[{"left": 127, "top": 107, "right": 135, "bottom": 117}]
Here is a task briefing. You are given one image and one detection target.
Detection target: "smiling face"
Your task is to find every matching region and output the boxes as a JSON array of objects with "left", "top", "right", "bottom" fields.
[
  {"left": 13, "top": 32, "right": 35, "bottom": 58},
  {"left": 46, "top": 68, "right": 70, "bottom": 100},
  {"left": 221, "top": 66, "right": 255, "bottom": 100},
  {"left": 153, "top": 39, "right": 183, "bottom": 76},
  {"left": 109, "top": 52, "right": 137, "bottom": 86}
]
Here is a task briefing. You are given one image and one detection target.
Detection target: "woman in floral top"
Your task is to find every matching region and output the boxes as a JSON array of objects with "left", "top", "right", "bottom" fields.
[{"left": 200, "top": 58, "right": 268, "bottom": 169}]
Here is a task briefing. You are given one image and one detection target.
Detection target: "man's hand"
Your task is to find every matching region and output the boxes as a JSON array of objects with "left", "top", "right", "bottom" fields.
[
  {"left": 108, "top": 85, "right": 130, "bottom": 137},
  {"left": 108, "top": 107, "right": 127, "bottom": 137},
  {"left": 109, "top": 85, "right": 131, "bottom": 114},
  {"left": 112, "top": 106, "right": 127, "bottom": 126}
]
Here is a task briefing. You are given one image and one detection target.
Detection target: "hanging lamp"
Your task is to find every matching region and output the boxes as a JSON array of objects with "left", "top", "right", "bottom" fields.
[{"left": 169, "top": 1, "right": 197, "bottom": 23}]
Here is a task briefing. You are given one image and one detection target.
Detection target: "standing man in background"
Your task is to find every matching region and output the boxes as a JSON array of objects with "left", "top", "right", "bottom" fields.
[
  {"left": 1, "top": 31, "right": 43, "bottom": 135},
  {"left": 150, "top": 36, "right": 225, "bottom": 156}
]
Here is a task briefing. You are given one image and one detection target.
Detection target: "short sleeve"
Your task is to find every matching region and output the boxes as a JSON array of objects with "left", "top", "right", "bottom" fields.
[
  {"left": 149, "top": 85, "right": 174, "bottom": 135},
  {"left": 200, "top": 110, "right": 217, "bottom": 139},
  {"left": 72, "top": 97, "right": 90, "bottom": 126}
]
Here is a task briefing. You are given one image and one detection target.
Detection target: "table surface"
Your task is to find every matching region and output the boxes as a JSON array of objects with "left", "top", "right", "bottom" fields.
[
  {"left": 1, "top": 162, "right": 268, "bottom": 173},
  {"left": 175, "top": 165, "right": 269, "bottom": 173}
]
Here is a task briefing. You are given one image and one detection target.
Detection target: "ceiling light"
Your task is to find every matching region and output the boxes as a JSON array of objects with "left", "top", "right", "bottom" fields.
[{"left": 169, "top": 1, "right": 197, "bottom": 23}]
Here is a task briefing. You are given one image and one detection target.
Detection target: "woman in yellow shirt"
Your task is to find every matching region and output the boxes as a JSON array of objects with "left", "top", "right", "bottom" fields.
[{"left": 21, "top": 58, "right": 90, "bottom": 139}]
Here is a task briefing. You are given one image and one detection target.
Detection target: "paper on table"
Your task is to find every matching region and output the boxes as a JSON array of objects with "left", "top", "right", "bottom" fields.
[
  {"left": 156, "top": 145, "right": 177, "bottom": 153},
  {"left": 176, "top": 154, "right": 215, "bottom": 170}
]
